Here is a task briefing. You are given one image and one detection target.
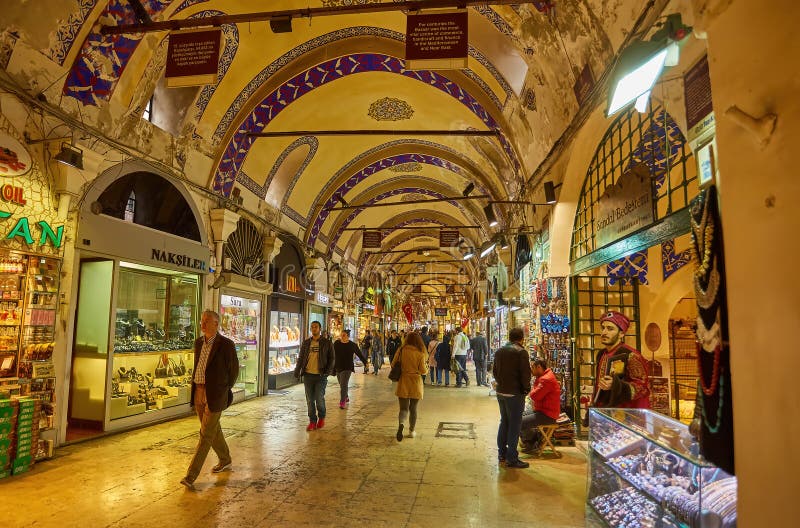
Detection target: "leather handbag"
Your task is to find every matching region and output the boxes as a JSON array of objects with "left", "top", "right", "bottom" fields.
[
  {"left": 388, "top": 347, "right": 403, "bottom": 382},
  {"left": 155, "top": 354, "right": 168, "bottom": 378}
]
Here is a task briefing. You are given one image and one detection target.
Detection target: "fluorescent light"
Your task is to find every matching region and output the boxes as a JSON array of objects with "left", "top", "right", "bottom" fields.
[
  {"left": 462, "top": 248, "right": 475, "bottom": 259},
  {"left": 634, "top": 90, "right": 651, "bottom": 113},
  {"left": 483, "top": 204, "right": 498, "bottom": 227},
  {"left": 480, "top": 242, "right": 496, "bottom": 258},
  {"left": 607, "top": 47, "right": 668, "bottom": 116}
]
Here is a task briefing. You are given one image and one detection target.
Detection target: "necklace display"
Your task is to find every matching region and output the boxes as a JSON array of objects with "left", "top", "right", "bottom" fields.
[
  {"left": 697, "top": 343, "right": 722, "bottom": 396},
  {"left": 698, "top": 374, "right": 725, "bottom": 434}
]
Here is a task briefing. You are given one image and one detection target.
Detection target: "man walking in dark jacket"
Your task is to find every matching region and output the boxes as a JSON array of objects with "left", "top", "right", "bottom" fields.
[
  {"left": 492, "top": 327, "right": 532, "bottom": 469},
  {"left": 295, "top": 321, "right": 334, "bottom": 431},
  {"left": 470, "top": 330, "right": 489, "bottom": 387},
  {"left": 181, "top": 310, "right": 239, "bottom": 489},
  {"left": 333, "top": 329, "right": 367, "bottom": 409}
]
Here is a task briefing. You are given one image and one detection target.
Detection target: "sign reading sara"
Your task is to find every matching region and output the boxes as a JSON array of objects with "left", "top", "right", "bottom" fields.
[{"left": 595, "top": 164, "right": 654, "bottom": 248}]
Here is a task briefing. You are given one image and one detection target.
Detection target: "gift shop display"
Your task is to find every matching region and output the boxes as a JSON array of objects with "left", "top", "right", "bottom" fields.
[
  {"left": 220, "top": 293, "right": 262, "bottom": 398},
  {"left": 587, "top": 408, "right": 737, "bottom": 527},
  {"left": 109, "top": 264, "right": 199, "bottom": 421},
  {"left": 268, "top": 310, "right": 301, "bottom": 389}
]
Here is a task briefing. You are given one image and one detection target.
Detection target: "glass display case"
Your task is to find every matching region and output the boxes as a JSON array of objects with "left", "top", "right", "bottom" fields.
[
  {"left": 587, "top": 408, "right": 737, "bottom": 528},
  {"left": 220, "top": 293, "right": 261, "bottom": 398},
  {"left": 268, "top": 310, "right": 301, "bottom": 389},
  {"left": 110, "top": 264, "right": 198, "bottom": 420}
]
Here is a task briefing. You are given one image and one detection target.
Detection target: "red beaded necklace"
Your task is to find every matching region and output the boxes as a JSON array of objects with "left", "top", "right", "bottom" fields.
[{"left": 696, "top": 341, "right": 721, "bottom": 396}]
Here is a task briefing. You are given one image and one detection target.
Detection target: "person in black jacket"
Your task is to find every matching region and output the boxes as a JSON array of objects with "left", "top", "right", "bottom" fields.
[
  {"left": 295, "top": 321, "right": 334, "bottom": 431},
  {"left": 181, "top": 310, "right": 239, "bottom": 490},
  {"left": 334, "top": 329, "right": 367, "bottom": 409},
  {"left": 492, "top": 327, "right": 532, "bottom": 469},
  {"left": 386, "top": 330, "right": 401, "bottom": 364}
]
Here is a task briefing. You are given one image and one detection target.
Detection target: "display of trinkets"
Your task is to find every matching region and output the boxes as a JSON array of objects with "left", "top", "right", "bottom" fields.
[{"left": 589, "top": 488, "right": 664, "bottom": 528}]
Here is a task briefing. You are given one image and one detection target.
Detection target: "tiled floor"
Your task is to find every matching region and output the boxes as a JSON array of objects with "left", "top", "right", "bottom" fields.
[{"left": 1, "top": 371, "right": 587, "bottom": 527}]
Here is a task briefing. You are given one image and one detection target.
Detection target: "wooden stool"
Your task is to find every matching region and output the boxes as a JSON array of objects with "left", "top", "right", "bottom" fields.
[{"left": 536, "top": 424, "right": 561, "bottom": 458}]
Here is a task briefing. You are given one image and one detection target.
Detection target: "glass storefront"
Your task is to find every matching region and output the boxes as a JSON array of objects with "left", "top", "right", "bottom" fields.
[
  {"left": 110, "top": 262, "right": 199, "bottom": 421},
  {"left": 308, "top": 304, "right": 326, "bottom": 332},
  {"left": 220, "top": 293, "right": 261, "bottom": 398},
  {"left": 268, "top": 309, "right": 302, "bottom": 389}
]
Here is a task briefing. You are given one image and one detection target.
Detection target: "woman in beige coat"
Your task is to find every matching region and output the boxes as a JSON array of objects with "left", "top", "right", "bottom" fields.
[{"left": 391, "top": 331, "right": 428, "bottom": 441}]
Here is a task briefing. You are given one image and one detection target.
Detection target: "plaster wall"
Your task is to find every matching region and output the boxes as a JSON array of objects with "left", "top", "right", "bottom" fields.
[{"left": 702, "top": 1, "right": 800, "bottom": 524}]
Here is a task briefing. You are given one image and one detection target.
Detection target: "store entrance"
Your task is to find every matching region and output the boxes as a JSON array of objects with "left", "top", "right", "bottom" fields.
[{"left": 66, "top": 259, "right": 114, "bottom": 442}]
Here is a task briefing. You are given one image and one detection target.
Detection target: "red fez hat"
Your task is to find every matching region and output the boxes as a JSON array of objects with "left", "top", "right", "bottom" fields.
[{"left": 600, "top": 311, "right": 630, "bottom": 333}]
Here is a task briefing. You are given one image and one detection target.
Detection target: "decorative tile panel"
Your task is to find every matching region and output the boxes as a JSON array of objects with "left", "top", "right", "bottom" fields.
[
  {"left": 213, "top": 53, "right": 519, "bottom": 197},
  {"left": 607, "top": 250, "right": 649, "bottom": 285},
  {"left": 62, "top": 0, "right": 170, "bottom": 106},
  {"left": 388, "top": 162, "right": 422, "bottom": 172},
  {"left": 368, "top": 97, "right": 414, "bottom": 121},
  {"left": 45, "top": 0, "right": 98, "bottom": 65},
  {"left": 661, "top": 239, "right": 692, "bottom": 281},
  {"left": 626, "top": 109, "right": 686, "bottom": 192}
]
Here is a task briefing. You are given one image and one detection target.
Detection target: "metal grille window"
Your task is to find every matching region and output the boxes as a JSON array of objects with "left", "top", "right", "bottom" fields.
[
  {"left": 571, "top": 273, "right": 639, "bottom": 434},
  {"left": 570, "top": 106, "right": 698, "bottom": 262}
]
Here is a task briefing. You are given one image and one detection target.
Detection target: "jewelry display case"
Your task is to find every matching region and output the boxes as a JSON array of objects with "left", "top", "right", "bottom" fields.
[
  {"left": 220, "top": 293, "right": 261, "bottom": 398},
  {"left": 110, "top": 265, "right": 198, "bottom": 420},
  {"left": 267, "top": 310, "right": 301, "bottom": 389},
  {"left": 587, "top": 408, "right": 737, "bottom": 528}
]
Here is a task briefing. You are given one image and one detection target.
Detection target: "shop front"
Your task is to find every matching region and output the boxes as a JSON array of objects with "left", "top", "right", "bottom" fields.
[
  {"left": 218, "top": 218, "right": 270, "bottom": 400},
  {"left": 69, "top": 164, "right": 209, "bottom": 436},
  {"left": 307, "top": 291, "right": 331, "bottom": 336},
  {"left": 267, "top": 238, "right": 305, "bottom": 390},
  {"left": 0, "top": 126, "right": 66, "bottom": 467}
]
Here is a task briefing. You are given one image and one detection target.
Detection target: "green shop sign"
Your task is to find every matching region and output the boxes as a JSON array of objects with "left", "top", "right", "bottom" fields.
[{"left": 0, "top": 211, "right": 64, "bottom": 248}]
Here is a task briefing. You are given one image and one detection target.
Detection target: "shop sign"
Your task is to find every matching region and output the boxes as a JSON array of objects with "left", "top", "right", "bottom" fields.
[
  {"left": 151, "top": 248, "right": 206, "bottom": 271},
  {"left": 1, "top": 211, "right": 64, "bottom": 249},
  {"left": 405, "top": 10, "right": 468, "bottom": 70},
  {"left": 165, "top": 29, "right": 221, "bottom": 88},
  {"left": 696, "top": 136, "right": 719, "bottom": 189},
  {"left": 362, "top": 230, "right": 382, "bottom": 249},
  {"left": 316, "top": 292, "right": 330, "bottom": 304},
  {"left": 434, "top": 307, "right": 448, "bottom": 317},
  {"left": 0, "top": 131, "right": 32, "bottom": 177},
  {"left": 439, "top": 229, "right": 459, "bottom": 248},
  {"left": 595, "top": 164, "right": 654, "bottom": 248},
  {"left": 33, "top": 361, "right": 55, "bottom": 378},
  {"left": 684, "top": 55, "right": 715, "bottom": 146},
  {"left": 286, "top": 275, "right": 302, "bottom": 293}
]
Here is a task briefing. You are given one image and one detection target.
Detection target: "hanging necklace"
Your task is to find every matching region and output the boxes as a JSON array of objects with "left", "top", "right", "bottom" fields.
[
  {"left": 696, "top": 342, "right": 721, "bottom": 395},
  {"left": 697, "top": 372, "right": 725, "bottom": 433},
  {"left": 694, "top": 260, "right": 721, "bottom": 310},
  {"left": 696, "top": 310, "right": 721, "bottom": 353}
]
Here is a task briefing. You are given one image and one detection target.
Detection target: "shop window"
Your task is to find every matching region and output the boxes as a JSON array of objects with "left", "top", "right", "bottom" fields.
[
  {"left": 224, "top": 218, "right": 265, "bottom": 282},
  {"left": 97, "top": 172, "right": 201, "bottom": 242},
  {"left": 570, "top": 106, "right": 698, "bottom": 262}
]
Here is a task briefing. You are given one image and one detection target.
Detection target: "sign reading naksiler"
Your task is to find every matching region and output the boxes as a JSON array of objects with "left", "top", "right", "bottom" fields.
[{"left": 596, "top": 164, "right": 654, "bottom": 248}]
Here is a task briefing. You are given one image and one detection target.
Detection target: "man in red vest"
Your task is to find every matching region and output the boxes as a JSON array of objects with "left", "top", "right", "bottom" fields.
[
  {"left": 592, "top": 311, "right": 650, "bottom": 409},
  {"left": 520, "top": 358, "right": 561, "bottom": 452}
]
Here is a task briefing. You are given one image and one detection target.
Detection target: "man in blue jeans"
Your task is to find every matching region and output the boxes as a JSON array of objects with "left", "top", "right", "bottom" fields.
[
  {"left": 492, "top": 327, "right": 532, "bottom": 468},
  {"left": 295, "top": 321, "right": 334, "bottom": 431}
]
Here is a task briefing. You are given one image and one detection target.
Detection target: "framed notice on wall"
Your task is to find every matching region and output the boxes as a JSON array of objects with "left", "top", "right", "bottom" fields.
[
  {"left": 405, "top": 10, "right": 468, "bottom": 70},
  {"left": 165, "top": 28, "right": 221, "bottom": 87}
]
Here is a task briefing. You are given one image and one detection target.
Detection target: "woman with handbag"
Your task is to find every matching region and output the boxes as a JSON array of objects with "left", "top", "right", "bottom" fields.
[
  {"left": 390, "top": 331, "right": 428, "bottom": 442},
  {"left": 435, "top": 331, "right": 453, "bottom": 386}
]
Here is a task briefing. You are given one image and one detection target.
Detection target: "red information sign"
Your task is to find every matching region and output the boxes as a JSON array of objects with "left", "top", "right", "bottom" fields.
[
  {"left": 439, "top": 229, "right": 459, "bottom": 248},
  {"left": 362, "top": 230, "right": 383, "bottom": 249},
  {"left": 573, "top": 64, "right": 595, "bottom": 105},
  {"left": 405, "top": 11, "right": 468, "bottom": 70},
  {"left": 165, "top": 29, "right": 221, "bottom": 87}
]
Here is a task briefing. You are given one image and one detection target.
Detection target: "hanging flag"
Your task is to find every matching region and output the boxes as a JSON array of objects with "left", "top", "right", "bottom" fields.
[{"left": 402, "top": 303, "right": 413, "bottom": 324}]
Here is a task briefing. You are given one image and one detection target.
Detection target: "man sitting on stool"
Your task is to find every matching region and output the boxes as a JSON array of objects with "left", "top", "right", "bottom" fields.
[{"left": 520, "top": 358, "right": 560, "bottom": 453}]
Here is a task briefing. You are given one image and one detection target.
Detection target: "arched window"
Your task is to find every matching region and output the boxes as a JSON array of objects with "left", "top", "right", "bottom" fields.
[{"left": 97, "top": 172, "right": 201, "bottom": 242}]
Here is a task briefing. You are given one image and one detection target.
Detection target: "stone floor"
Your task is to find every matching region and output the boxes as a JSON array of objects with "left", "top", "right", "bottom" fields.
[{"left": 1, "top": 371, "right": 587, "bottom": 528}]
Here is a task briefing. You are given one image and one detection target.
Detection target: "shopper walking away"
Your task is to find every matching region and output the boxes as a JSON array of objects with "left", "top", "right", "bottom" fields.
[
  {"left": 371, "top": 334, "right": 384, "bottom": 375},
  {"left": 470, "top": 330, "right": 490, "bottom": 387},
  {"left": 391, "top": 331, "right": 428, "bottom": 441},
  {"left": 181, "top": 310, "right": 239, "bottom": 490},
  {"left": 361, "top": 330, "right": 372, "bottom": 374},
  {"left": 435, "top": 332, "right": 453, "bottom": 386},
  {"left": 333, "top": 329, "right": 367, "bottom": 409},
  {"left": 452, "top": 327, "right": 470, "bottom": 387},
  {"left": 295, "top": 321, "right": 334, "bottom": 431},
  {"left": 386, "top": 330, "right": 401, "bottom": 364},
  {"left": 520, "top": 358, "right": 561, "bottom": 452},
  {"left": 420, "top": 326, "right": 431, "bottom": 349},
  {"left": 492, "top": 327, "right": 532, "bottom": 469},
  {"left": 426, "top": 328, "right": 440, "bottom": 385}
]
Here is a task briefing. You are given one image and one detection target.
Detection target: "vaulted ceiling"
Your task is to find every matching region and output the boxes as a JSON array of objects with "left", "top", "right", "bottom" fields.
[{"left": 1, "top": 0, "right": 659, "bottom": 303}]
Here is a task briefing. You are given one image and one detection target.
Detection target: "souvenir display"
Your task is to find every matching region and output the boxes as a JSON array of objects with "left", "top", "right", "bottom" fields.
[
  {"left": 587, "top": 408, "right": 737, "bottom": 528},
  {"left": 220, "top": 294, "right": 261, "bottom": 397},
  {"left": 267, "top": 310, "right": 302, "bottom": 389},
  {"left": 110, "top": 267, "right": 198, "bottom": 420}
]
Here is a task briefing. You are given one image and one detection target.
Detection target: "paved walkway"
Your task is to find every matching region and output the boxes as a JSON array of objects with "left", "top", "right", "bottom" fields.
[{"left": 1, "top": 370, "right": 587, "bottom": 527}]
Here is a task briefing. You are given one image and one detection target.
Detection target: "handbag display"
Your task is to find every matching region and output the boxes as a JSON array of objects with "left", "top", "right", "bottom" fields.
[
  {"left": 388, "top": 347, "right": 403, "bottom": 382},
  {"left": 155, "top": 354, "right": 168, "bottom": 378}
]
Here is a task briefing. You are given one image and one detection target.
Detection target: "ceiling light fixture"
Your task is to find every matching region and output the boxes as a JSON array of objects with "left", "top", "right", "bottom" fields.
[
  {"left": 462, "top": 182, "right": 475, "bottom": 197},
  {"left": 606, "top": 14, "right": 691, "bottom": 116},
  {"left": 480, "top": 241, "right": 497, "bottom": 258},
  {"left": 483, "top": 204, "right": 498, "bottom": 227},
  {"left": 53, "top": 142, "right": 84, "bottom": 170},
  {"left": 269, "top": 16, "right": 292, "bottom": 33},
  {"left": 543, "top": 181, "right": 557, "bottom": 204},
  {"left": 498, "top": 235, "right": 510, "bottom": 250}
]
